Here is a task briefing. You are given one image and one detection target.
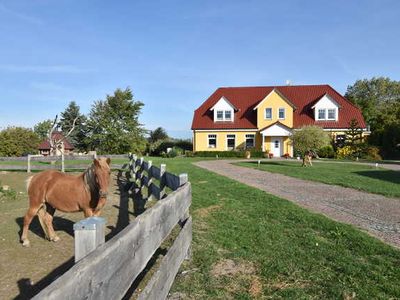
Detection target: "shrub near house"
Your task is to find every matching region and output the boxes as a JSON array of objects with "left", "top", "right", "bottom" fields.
[{"left": 191, "top": 85, "right": 369, "bottom": 157}]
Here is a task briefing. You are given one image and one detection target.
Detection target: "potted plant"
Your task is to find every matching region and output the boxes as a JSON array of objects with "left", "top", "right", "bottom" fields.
[
  {"left": 268, "top": 152, "right": 273, "bottom": 159},
  {"left": 283, "top": 153, "right": 290, "bottom": 159},
  {"left": 244, "top": 150, "right": 251, "bottom": 159}
]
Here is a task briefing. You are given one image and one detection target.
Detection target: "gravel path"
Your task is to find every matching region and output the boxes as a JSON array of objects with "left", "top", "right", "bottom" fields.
[{"left": 194, "top": 160, "right": 400, "bottom": 248}]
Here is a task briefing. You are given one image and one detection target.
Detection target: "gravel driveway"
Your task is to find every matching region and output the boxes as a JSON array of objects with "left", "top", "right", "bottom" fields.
[{"left": 194, "top": 160, "right": 400, "bottom": 248}]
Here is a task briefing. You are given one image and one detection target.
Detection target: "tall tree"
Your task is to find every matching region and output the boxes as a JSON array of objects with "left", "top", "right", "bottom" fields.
[
  {"left": 148, "top": 127, "right": 169, "bottom": 143},
  {"left": 34, "top": 119, "right": 53, "bottom": 140},
  {"left": 87, "top": 88, "right": 146, "bottom": 154},
  {"left": 0, "top": 127, "right": 40, "bottom": 157},
  {"left": 345, "top": 77, "right": 400, "bottom": 158},
  {"left": 59, "top": 101, "right": 88, "bottom": 151}
]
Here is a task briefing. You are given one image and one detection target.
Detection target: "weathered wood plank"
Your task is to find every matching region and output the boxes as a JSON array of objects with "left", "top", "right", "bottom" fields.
[
  {"left": 165, "top": 173, "right": 189, "bottom": 191},
  {"left": 32, "top": 183, "right": 192, "bottom": 300},
  {"left": 137, "top": 217, "right": 192, "bottom": 300}
]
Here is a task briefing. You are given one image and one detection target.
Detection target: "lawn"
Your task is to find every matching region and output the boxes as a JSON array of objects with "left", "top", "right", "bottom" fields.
[
  {"left": 146, "top": 157, "right": 400, "bottom": 299},
  {"left": 235, "top": 160, "right": 400, "bottom": 198},
  {"left": 1, "top": 157, "right": 400, "bottom": 299}
]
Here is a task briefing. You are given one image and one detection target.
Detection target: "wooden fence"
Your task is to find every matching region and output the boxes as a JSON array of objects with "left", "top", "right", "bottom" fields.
[
  {"left": 0, "top": 154, "right": 128, "bottom": 172},
  {"left": 32, "top": 156, "right": 191, "bottom": 300}
]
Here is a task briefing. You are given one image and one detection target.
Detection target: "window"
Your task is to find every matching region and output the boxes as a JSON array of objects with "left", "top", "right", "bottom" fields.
[
  {"left": 245, "top": 134, "right": 255, "bottom": 148},
  {"left": 328, "top": 109, "right": 336, "bottom": 120},
  {"left": 265, "top": 108, "right": 272, "bottom": 119},
  {"left": 274, "top": 140, "right": 279, "bottom": 148},
  {"left": 318, "top": 109, "right": 326, "bottom": 120},
  {"left": 216, "top": 110, "right": 223, "bottom": 121},
  {"left": 227, "top": 134, "right": 235, "bottom": 150},
  {"left": 225, "top": 110, "right": 232, "bottom": 121},
  {"left": 278, "top": 108, "right": 285, "bottom": 119},
  {"left": 208, "top": 134, "right": 217, "bottom": 148}
]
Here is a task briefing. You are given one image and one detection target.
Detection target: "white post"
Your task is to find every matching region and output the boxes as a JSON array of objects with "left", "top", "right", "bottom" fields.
[
  {"left": 27, "top": 155, "right": 31, "bottom": 173},
  {"left": 73, "top": 217, "right": 106, "bottom": 263},
  {"left": 61, "top": 153, "right": 65, "bottom": 172}
]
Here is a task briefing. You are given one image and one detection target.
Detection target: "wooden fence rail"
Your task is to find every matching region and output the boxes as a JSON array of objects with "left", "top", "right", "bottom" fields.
[{"left": 32, "top": 157, "right": 191, "bottom": 300}]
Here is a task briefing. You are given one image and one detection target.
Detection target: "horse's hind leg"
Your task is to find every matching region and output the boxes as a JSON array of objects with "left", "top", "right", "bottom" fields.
[
  {"left": 37, "top": 204, "right": 51, "bottom": 240},
  {"left": 21, "top": 206, "right": 40, "bottom": 247},
  {"left": 44, "top": 205, "right": 60, "bottom": 242}
]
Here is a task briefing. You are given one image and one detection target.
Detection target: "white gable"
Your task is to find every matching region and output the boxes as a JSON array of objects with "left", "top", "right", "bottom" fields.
[
  {"left": 210, "top": 96, "right": 236, "bottom": 111},
  {"left": 260, "top": 123, "right": 292, "bottom": 136},
  {"left": 312, "top": 94, "right": 339, "bottom": 109},
  {"left": 312, "top": 94, "right": 339, "bottom": 121}
]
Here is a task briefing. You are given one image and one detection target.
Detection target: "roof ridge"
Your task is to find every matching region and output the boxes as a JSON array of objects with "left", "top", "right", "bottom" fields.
[{"left": 218, "top": 84, "right": 330, "bottom": 89}]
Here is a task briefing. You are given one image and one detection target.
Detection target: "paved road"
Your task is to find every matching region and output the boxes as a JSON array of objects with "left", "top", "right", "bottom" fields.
[{"left": 194, "top": 159, "right": 400, "bottom": 248}]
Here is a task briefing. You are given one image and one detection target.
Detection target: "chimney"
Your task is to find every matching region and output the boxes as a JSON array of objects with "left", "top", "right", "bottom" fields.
[{"left": 285, "top": 80, "right": 292, "bottom": 86}]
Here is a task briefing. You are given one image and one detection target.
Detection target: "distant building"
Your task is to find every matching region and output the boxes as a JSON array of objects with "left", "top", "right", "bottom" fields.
[
  {"left": 38, "top": 132, "right": 74, "bottom": 156},
  {"left": 191, "top": 84, "right": 369, "bottom": 156}
]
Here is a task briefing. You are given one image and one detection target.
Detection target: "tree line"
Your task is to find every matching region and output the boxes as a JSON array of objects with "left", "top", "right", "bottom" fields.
[{"left": 0, "top": 88, "right": 170, "bottom": 156}]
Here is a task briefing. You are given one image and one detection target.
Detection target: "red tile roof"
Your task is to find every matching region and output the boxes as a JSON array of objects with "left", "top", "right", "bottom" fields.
[
  {"left": 38, "top": 132, "right": 74, "bottom": 150},
  {"left": 191, "top": 85, "right": 366, "bottom": 130}
]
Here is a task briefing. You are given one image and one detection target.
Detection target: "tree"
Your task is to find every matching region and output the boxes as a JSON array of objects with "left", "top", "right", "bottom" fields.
[
  {"left": 290, "top": 125, "right": 330, "bottom": 156},
  {"left": 346, "top": 118, "right": 363, "bottom": 148},
  {"left": 345, "top": 77, "right": 400, "bottom": 158},
  {"left": 59, "top": 101, "right": 89, "bottom": 151},
  {"left": 87, "top": 88, "right": 146, "bottom": 154},
  {"left": 0, "top": 127, "right": 40, "bottom": 157},
  {"left": 148, "top": 127, "right": 169, "bottom": 143},
  {"left": 34, "top": 119, "right": 53, "bottom": 140}
]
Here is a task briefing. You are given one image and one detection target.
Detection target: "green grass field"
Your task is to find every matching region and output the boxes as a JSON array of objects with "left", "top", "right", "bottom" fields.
[
  {"left": 142, "top": 157, "right": 400, "bottom": 299},
  {"left": 1, "top": 157, "right": 400, "bottom": 298},
  {"left": 236, "top": 160, "right": 400, "bottom": 198}
]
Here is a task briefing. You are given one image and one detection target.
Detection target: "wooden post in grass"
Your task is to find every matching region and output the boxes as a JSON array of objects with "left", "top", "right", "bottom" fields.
[
  {"left": 61, "top": 154, "right": 65, "bottom": 172},
  {"left": 27, "top": 155, "right": 31, "bottom": 173},
  {"left": 73, "top": 217, "right": 106, "bottom": 263}
]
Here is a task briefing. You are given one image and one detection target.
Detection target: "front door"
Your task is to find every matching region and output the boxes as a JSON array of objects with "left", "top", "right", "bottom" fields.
[{"left": 271, "top": 137, "right": 282, "bottom": 157}]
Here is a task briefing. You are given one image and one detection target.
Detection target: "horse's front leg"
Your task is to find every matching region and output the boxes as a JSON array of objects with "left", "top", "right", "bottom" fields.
[
  {"left": 83, "top": 208, "right": 94, "bottom": 218},
  {"left": 93, "top": 197, "right": 107, "bottom": 217}
]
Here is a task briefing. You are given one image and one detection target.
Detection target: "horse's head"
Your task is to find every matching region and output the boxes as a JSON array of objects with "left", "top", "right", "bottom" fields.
[{"left": 93, "top": 157, "right": 111, "bottom": 199}]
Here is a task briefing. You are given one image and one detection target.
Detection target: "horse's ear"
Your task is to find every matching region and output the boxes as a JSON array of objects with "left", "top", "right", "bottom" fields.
[{"left": 106, "top": 157, "right": 111, "bottom": 165}]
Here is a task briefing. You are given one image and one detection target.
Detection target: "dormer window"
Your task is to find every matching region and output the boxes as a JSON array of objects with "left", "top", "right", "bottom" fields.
[
  {"left": 312, "top": 94, "right": 339, "bottom": 121},
  {"left": 328, "top": 109, "right": 336, "bottom": 120},
  {"left": 216, "top": 110, "right": 223, "bottom": 121},
  {"left": 278, "top": 108, "right": 285, "bottom": 119},
  {"left": 318, "top": 109, "right": 326, "bottom": 120},
  {"left": 225, "top": 110, "right": 232, "bottom": 121},
  {"left": 210, "top": 96, "right": 237, "bottom": 123}
]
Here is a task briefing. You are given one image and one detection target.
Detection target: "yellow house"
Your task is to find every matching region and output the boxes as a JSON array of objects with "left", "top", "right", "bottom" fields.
[{"left": 191, "top": 85, "right": 368, "bottom": 156}]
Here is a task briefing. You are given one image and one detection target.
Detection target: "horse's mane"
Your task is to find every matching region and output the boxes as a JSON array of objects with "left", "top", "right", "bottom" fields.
[{"left": 83, "top": 163, "right": 98, "bottom": 194}]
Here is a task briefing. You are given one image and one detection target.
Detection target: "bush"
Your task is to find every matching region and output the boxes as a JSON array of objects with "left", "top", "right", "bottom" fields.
[
  {"left": 318, "top": 145, "right": 335, "bottom": 158},
  {"left": 364, "top": 146, "right": 382, "bottom": 160},
  {"left": 150, "top": 139, "right": 193, "bottom": 156},
  {"left": 161, "top": 147, "right": 184, "bottom": 158},
  {"left": 336, "top": 146, "right": 355, "bottom": 159}
]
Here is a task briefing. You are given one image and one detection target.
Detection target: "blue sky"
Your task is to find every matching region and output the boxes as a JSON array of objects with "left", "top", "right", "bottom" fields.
[{"left": 0, "top": 0, "right": 399, "bottom": 138}]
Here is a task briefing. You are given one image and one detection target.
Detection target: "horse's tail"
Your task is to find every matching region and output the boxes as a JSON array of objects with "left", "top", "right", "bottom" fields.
[{"left": 26, "top": 176, "right": 33, "bottom": 192}]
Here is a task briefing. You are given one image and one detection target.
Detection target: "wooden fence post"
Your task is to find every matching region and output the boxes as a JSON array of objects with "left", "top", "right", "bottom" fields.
[
  {"left": 73, "top": 217, "right": 106, "bottom": 263},
  {"left": 27, "top": 155, "right": 31, "bottom": 173},
  {"left": 61, "top": 154, "right": 65, "bottom": 172},
  {"left": 159, "top": 164, "right": 166, "bottom": 200}
]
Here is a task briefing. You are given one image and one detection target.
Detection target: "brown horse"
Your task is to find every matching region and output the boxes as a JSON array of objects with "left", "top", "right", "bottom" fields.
[{"left": 21, "top": 157, "right": 111, "bottom": 247}]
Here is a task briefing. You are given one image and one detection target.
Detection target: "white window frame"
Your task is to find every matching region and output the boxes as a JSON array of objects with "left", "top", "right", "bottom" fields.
[
  {"left": 224, "top": 110, "right": 232, "bottom": 121},
  {"left": 245, "top": 134, "right": 255, "bottom": 148},
  {"left": 265, "top": 108, "right": 272, "bottom": 119},
  {"left": 317, "top": 109, "right": 326, "bottom": 120},
  {"left": 216, "top": 110, "right": 223, "bottom": 121},
  {"left": 226, "top": 134, "right": 235, "bottom": 150},
  {"left": 278, "top": 108, "right": 285, "bottom": 119},
  {"left": 327, "top": 108, "right": 336, "bottom": 120},
  {"left": 208, "top": 134, "right": 217, "bottom": 148}
]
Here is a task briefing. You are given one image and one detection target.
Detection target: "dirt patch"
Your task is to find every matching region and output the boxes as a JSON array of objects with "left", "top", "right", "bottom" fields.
[
  {"left": 194, "top": 205, "right": 221, "bottom": 218},
  {"left": 249, "top": 276, "right": 262, "bottom": 298},
  {"left": 211, "top": 259, "right": 255, "bottom": 277},
  {"left": 267, "top": 277, "right": 310, "bottom": 291}
]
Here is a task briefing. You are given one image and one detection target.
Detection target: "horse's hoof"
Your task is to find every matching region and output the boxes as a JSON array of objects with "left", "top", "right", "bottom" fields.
[
  {"left": 22, "top": 240, "right": 30, "bottom": 247},
  {"left": 51, "top": 236, "right": 60, "bottom": 242}
]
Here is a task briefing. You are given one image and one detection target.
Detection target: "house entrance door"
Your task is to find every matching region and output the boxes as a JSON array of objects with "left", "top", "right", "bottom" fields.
[{"left": 271, "top": 137, "right": 282, "bottom": 157}]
